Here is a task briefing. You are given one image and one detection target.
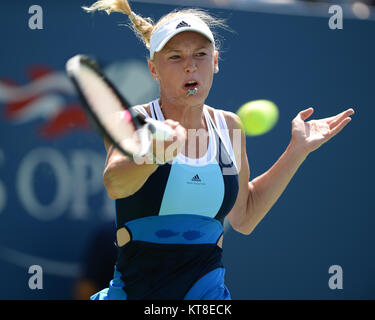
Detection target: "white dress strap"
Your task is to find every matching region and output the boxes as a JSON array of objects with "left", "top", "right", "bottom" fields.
[
  {"left": 132, "top": 105, "right": 150, "bottom": 118},
  {"left": 152, "top": 99, "right": 165, "bottom": 121},
  {"left": 133, "top": 99, "right": 163, "bottom": 120},
  {"left": 212, "top": 109, "right": 238, "bottom": 171},
  {"left": 149, "top": 101, "right": 157, "bottom": 120}
]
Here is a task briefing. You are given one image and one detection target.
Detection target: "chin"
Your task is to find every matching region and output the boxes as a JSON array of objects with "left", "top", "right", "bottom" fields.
[{"left": 185, "top": 94, "right": 206, "bottom": 106}]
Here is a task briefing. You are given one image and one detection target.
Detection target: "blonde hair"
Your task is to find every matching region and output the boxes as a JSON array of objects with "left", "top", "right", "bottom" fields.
[{"left": 83, "top": 0, "right": 227, "bottom": 56}]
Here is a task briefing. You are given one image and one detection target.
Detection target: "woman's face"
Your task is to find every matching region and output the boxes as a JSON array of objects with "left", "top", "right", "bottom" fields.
[{"left": 148, "top": 31, "right": 219, "bottom": 108}]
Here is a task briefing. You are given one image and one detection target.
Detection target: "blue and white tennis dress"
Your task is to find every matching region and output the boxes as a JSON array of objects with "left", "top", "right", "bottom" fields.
[{"left": 91, "top": 99, "right": 239, "bottom": 300}]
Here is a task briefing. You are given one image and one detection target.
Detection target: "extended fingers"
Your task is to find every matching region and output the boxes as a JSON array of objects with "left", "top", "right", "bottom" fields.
[
  {"left": 327, "top": 108, "right": 355, "bottom": 128},
  {"left": 327, "top": 116, "right": 352, "bottom": 139}
]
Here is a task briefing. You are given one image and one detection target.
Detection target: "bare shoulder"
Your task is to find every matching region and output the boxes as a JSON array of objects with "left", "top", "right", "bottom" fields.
[
  {"left": 221, "top": 110, "right": 244, "bottom": 131},
  {"left": 205, "top": 106, "right": 243, "bottom": 131}
]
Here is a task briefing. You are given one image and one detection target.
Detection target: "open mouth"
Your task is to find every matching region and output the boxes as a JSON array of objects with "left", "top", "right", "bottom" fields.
[{"left": 184, "top": 80, "right": 199, "bottom": 89}]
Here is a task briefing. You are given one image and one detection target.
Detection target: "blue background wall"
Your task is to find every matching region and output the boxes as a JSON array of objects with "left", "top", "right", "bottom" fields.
[{"left": 0, "top": 0, "right": 373, "bottom": 299}]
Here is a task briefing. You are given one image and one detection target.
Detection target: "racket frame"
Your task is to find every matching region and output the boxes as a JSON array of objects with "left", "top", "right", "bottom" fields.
[{"left": 66, "top": 55, "right": 147, "bottom": 159}]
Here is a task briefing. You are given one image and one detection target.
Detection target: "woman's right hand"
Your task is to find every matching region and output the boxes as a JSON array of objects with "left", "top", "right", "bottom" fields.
[{"left": 152, "top": 119, "right": 187, "bottom": 164}]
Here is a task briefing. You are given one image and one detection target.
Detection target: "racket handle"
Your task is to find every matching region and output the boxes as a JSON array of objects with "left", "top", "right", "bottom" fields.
[{"left": 145, "top": 118, "right": 174, "bottom": 140}]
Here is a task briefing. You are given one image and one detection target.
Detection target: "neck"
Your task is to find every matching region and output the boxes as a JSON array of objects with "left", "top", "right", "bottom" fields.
[{"left": 158, "top": 98, "right": 207, "bottom": 130}]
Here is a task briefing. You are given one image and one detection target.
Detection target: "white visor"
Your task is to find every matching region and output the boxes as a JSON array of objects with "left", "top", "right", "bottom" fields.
[{"left": 149, "top": 15, "right": 215, "bottom": 60}]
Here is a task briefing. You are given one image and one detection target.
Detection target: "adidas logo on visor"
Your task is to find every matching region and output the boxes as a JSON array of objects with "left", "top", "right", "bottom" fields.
[{"left": 176, "top": 21, "right": 191, "bottom": 29}]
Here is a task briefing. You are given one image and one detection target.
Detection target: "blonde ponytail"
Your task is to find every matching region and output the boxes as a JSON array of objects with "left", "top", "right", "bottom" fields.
[
  {"left": 83, "top": 1, "right": 228, "bottom": 56},
  {"left": 82, "top": 0, "right": 131, "bottom": 15},
  {"left": 83, "top": 0, "right": 154, "bottom": 48}
]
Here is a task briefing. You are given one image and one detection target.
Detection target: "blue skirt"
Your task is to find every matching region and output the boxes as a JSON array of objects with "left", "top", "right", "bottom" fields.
[{"left": 90, "top": 266, "right": 231, "bottom": 300}]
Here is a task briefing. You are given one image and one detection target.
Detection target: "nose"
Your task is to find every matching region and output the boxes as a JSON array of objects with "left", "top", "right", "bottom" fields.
[{"left": 184, "top": 56, "right": 197, "bottom": 74}]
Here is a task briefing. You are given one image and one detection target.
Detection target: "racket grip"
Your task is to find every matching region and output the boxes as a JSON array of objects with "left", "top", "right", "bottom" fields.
[{"left": 145, "top": 118, "right": 174, "bottom": 140}]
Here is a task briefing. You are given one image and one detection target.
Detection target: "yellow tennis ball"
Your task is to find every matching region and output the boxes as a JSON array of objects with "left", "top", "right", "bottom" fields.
[{"left": 237, "top": 100, "right": 279, "bottom": 136}]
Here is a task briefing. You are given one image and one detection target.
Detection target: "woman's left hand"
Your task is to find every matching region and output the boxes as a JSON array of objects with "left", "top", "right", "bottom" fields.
[{"left": 290, "top": 107, "right": 355, "bottom": 155}]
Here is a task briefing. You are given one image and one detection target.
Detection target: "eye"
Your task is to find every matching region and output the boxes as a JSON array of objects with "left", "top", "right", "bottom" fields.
[
  {"left": 169, "top": 55, "right": 180, "bottom": 60},
  {"left": 196, "top": 52, "right": 207, "bottom": 57}
]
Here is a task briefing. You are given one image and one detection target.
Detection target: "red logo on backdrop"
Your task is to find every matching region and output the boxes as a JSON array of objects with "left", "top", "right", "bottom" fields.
[{"left": 0, "top": 64, "right": 90, "bottom": 139}]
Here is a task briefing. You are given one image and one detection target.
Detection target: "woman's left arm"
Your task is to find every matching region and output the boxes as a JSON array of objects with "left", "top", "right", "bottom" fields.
[{"left": 226, "top": 107, "right": 354, "bottom": 235}]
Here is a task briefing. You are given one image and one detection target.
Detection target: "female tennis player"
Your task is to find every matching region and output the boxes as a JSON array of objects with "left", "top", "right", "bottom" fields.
[{"left": 84, "top": 0, "right": 354, "bottom": 300}]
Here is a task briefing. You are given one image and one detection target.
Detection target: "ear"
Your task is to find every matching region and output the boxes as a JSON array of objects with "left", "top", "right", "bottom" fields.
[
  {"left": 148, "top": 59, "right": 159, "bottom": 81},
  {"left": 214, "top": 50, "right": 219, "bottom": 74}
]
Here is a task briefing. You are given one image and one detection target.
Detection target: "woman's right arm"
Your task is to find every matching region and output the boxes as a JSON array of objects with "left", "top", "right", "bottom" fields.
[
  {"left": 103, "top": 137, "right": 159, "bottom": 199},
  {"left": 103, "top": 120, "right": 186, "bottom": 199}
]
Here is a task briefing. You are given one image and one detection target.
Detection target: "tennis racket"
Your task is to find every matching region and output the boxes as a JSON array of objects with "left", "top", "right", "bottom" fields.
[{"left": 65, "top": 54, "right": 173, "bottom": 158}]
